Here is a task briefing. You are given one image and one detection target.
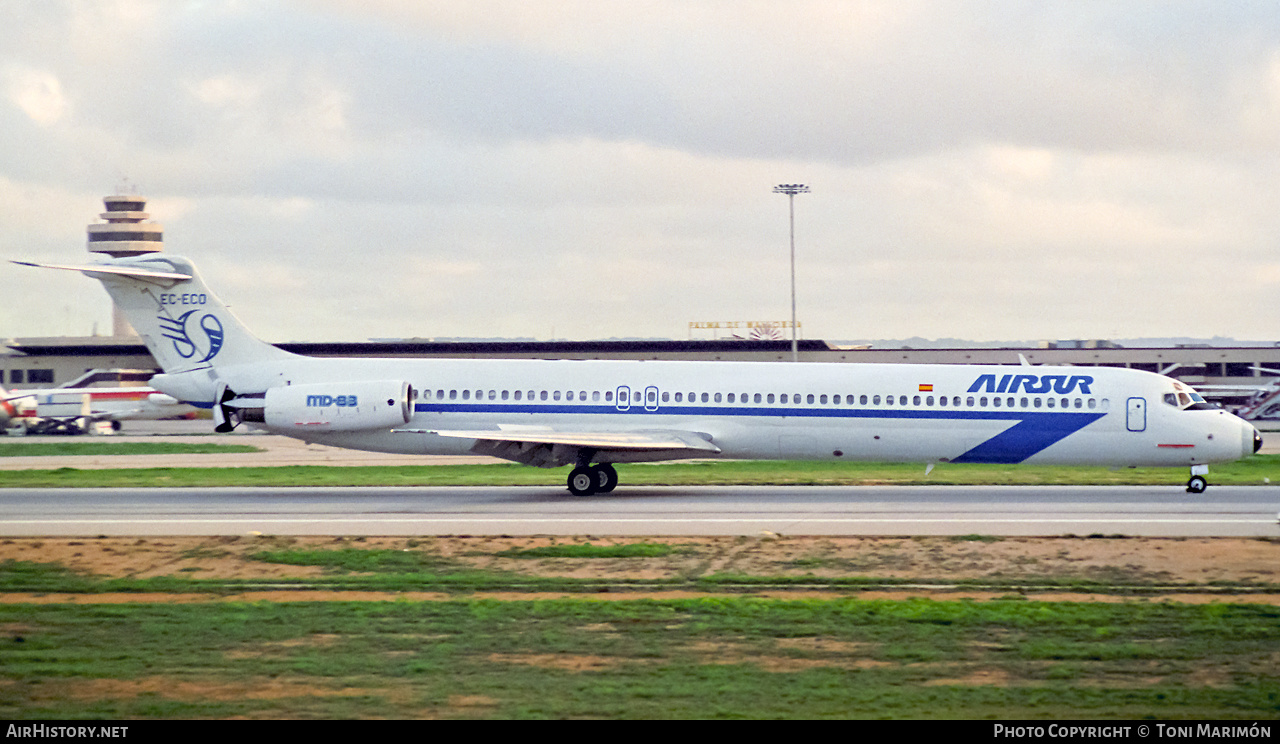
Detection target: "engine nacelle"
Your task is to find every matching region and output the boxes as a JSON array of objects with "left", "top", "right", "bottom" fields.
[{"left": 256, "top": 380, "right": 414, "bottom": 432}]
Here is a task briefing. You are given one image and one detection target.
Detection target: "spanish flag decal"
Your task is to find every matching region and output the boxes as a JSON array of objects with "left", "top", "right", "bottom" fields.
[{"left": 918, "top": 384, "right": 934, "bottom": 392}]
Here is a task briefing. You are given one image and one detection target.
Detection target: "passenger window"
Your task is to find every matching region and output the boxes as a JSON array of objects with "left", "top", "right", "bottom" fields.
[
  {"left": 992, "top": 397, "right": 1001, "bottom": 407},
  {"left": 979, "top": 397, "right": 987, "bottom": 406},
  {"left": 449, "top": 390, "right": 457, "bottom": 400},
  {"left": 755, "top": 393, "right": 762, "bottom": 403},
  {"left": 938, "top": 395, "right": 946, "bottom": 406},
  {"left": 885, "top": 395, "right": 893, "bottom": 406},
  {"left": 727, "top": 393, "right": 735, "bottom": 403},
  {"left": 662, "top": 392, "right": 669, "bottom": 402},
  {"left": 818, "top": 394, "right": 826, "bottom": 404},
  {"left": 767, "top": 394, "right": 775, "bottom": 404},
  {"left": 860, "top": 395, "right": 868, "bottom": 405},
  {"left": 701, "top": 393, "right": 709, "bottom": 403},
  {"left": 1033, "top": 397, "right": 1042, "bottom": 408},
  {"left": 899, "top": 396, "right": 907, "bottom": 405},
  {"left": 462, "top": 390, "right": 470, "bottom": 400},
  {"left": 954, "top": 397, "right": 962, "bottom": 406},
  {"left": 565, "top": 391, "right": 573, "bottom": 401},
  {"left": 648, "top": 390, "right": 657, "bottom": 403},
  {"left": 1046, "top": 397, "right": 1054, "bottom": 408},
  {"left": 1074, "top": 398, "right": 1082, "bottom": 409},
  {"left": 675, "top": 392, "right": 682, "bottom": 402},
  {"left": 501, "top": 390, "right": 509, "bottom": 400},
  {"left": 436, "top": 389, "right": 445, "bottom": 400},
  {"left": 781, "top": 394, "right": 788, "bottom": 404},
  {"left": 1020, "top": 397, "right": 1029, "bottom": 408},
  {"left": 488, "top": 390, "right": 496, "bottom": 400},
  {"left": 966, "top": 396, "right": 975, "bottom": 407},
  {"left": 541, "top": 391, "right": 548, "bottom": 401},
  {"left": 605, "top": 391, "right": 613, "bottom": 402},
  {"left": 872, "top": 395, "right": 881, "bottom": 405},
  {"left": 912, "top": 395, "right": 920, "bottom": 405}
]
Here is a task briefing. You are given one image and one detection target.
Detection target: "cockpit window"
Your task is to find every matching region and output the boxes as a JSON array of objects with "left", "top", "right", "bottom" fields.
[{"left": 1164, "top": 387, "right": 1217, "bottom": 411}]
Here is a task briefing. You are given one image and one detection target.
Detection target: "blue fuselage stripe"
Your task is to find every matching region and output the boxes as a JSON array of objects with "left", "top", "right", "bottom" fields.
[
  {"left": 415, "top": 402, "right": 1096, "bottom": 421},
  {"left": 413, "top": 403, "right": 1106, "bottom": 463}
]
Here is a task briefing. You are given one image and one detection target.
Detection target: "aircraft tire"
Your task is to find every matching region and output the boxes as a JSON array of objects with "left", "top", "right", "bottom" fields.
[
  {"left": 568, "top": 466, "right": 597, "bottom": 496},
  {"left": 592, "top": 464, "right": 619, "bottom": 494},
  {"left": 1186, "top": 475, "right": 1207, "bottom": 494}
]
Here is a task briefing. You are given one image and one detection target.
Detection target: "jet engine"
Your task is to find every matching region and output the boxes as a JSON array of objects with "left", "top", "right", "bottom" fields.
[{"left": 227, "top": 380, "right": 414, "bottom": 433}]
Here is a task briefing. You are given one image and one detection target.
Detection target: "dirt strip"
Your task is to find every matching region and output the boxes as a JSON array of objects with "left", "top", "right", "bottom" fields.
[{"left": 2, "top": 534, "right": 1277, "bottom": 604}]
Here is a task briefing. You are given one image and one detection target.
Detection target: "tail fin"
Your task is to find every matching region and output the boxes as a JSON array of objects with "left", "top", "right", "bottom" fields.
[{"left": 15, "top": 255, "right": 294, "bottom": 375}]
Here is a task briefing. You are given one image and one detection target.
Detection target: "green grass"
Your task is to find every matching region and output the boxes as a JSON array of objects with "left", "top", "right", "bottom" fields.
[
  {"left": 3, "top": 454, "right": 1280, "bottom": 487},
  {"left": 493, "top": 542, "right": 677, "bottom": 559},
  {"left": 0, "top": 441, "right": 262, "bottom": 457},
  {"left": 1, "top": 598, "right": 1276, "bottom": 719}
]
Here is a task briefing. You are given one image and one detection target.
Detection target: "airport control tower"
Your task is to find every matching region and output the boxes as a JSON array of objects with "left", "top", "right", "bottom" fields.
[{"left": 87, "top": 191, "right": 164, "bottom": 336}]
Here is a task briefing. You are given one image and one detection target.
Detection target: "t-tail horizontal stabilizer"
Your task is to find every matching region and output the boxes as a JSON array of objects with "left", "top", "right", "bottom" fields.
[
  {"left": 11, "top": 260, "right": 192, "bottom": 281},
  {"left": 16, "top": 255, "right": 296, "bottom": 378}
]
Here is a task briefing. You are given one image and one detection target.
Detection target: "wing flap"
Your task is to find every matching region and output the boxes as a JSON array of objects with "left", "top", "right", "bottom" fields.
[{"left": 399, "top": 427, "right": 722, "bottom": 453}]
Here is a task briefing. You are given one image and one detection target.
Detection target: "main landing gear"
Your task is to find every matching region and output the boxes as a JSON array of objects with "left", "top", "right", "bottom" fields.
[
  {"left": 567, "top": 463, "right": 619, "bottom": 496},
  {"left": 1186, "top": 464, "right": 1209, "bottom": 494}
]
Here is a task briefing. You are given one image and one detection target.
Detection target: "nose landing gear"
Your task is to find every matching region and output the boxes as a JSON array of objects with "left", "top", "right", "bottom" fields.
[{"left": 1186, "top": 464, "right": 1209, "bottom": 494}]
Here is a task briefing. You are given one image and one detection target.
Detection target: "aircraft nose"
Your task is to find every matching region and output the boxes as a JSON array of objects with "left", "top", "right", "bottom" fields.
[{"left": 1253, "top": 426, "right": 1263, "bottom": 454}]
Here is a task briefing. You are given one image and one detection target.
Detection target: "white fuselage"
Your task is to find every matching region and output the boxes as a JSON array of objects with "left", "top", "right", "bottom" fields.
[{"left": 189, "top": 356, "right": 1257, "bottom": 468}]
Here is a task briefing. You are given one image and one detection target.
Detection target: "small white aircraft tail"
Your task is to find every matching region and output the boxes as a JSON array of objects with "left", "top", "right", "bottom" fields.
[{"left": 15, "top": 256, "right": 293, "bottom": 375}]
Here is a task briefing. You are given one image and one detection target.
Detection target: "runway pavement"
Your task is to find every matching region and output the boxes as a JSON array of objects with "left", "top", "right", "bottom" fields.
[
  {"left": 2, "top": 484, "right": 1277, "bottom": 537},
  {"left": 1, "top": 420, "right": 1277, "bottom": 537}
]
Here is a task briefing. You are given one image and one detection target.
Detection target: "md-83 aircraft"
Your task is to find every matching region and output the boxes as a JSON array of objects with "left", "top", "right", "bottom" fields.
[{"left": 16, "top": 255, "right": 1262, "bottom": 494}]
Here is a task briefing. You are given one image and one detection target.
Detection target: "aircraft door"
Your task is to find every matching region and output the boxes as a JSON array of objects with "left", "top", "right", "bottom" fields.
[
  {"left": 1126, "top": 397, "right": 1147, "bottom": 432},
  {"left": 615, "top": 386, "right": 631, "bottom": 411},
  {"left": 644, "top": 386, "right": 660, "bottom": 412}
]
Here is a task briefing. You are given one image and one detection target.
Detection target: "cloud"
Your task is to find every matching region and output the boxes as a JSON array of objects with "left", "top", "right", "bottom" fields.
[
  {"left": 5, "top": 67, "right": 68, "bottom": 126},
  {"left": 0, "top": 1, "right": 1279, "bottom": 344}
]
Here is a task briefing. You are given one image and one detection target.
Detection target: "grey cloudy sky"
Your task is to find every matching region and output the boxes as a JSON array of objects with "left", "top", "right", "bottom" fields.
[{"left": 2, "top": 0, "right": 1279, "bottom": 344}]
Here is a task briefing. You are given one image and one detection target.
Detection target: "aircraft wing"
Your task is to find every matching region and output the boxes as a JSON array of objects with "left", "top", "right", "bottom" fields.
[{"left": 396, "top": 426, "right": 721, "bottom": 467}]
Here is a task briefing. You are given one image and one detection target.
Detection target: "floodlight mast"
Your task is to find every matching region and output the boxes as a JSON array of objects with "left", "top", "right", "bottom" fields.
[{"left": 773, "top": 184, "right": 809, "bottom": 362}]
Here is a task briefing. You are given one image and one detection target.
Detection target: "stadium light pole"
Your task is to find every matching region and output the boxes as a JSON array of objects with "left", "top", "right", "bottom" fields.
[{"left": 773, "top": 184, "right": 809, "bottom": 362}]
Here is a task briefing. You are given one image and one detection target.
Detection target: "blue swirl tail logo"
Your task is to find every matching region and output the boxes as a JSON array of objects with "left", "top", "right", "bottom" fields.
[{"left": 158, "top": 310, "right": 224, "bottom": 363}]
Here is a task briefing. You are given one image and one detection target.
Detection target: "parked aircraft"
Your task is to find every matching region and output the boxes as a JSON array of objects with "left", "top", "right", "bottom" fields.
[
  {"left": 1, "top": 383, "right": 195, "bottom": 435},
  {"left": 16, "top": 256, "right": 1261, "bottom": 493}
]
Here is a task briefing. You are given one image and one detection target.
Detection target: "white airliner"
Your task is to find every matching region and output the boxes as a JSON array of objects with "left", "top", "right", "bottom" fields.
[
  {"left": 0, "top": 383, "right": 195, "bottom": 434},
  {"left": 16, "top": 255, "right": 1262, "bottom": 494}
]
